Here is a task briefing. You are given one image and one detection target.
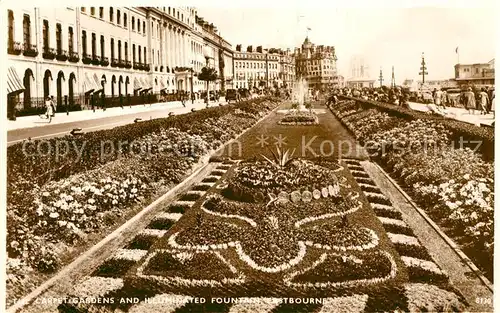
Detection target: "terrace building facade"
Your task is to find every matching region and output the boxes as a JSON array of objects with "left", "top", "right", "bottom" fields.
[
  {"left": 6, "top": 6, "right": 233, "bottom": 114},
  {"left": 233, "top": 45, "right": 280, "bottom": 90},
  {"left": 453, "top": 59, "right": 495, "bottom": 88}
]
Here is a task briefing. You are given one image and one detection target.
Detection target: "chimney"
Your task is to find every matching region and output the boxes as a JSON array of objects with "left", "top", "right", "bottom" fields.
[
  {"left": 256, "top": 46, "right": 263, "bottom": 53},
  {"left": 236, "top": 44, "right": 241, "bottom": 52},
  {"left": 247, "top": 45, "right": 253, "bottom": 52}
]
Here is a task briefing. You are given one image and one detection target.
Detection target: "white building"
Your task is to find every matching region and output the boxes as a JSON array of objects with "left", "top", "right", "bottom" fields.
[
  {"left": 6, "top": 6, "right": 233, "bottom": 113},
  {"left": 233, "top": 45, "right": 281, "bottom": 90}
]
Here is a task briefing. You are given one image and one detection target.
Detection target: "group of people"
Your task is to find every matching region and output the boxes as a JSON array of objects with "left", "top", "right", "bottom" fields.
[{"left": 458, "top": 87, "right": 495, "bottom": 115}]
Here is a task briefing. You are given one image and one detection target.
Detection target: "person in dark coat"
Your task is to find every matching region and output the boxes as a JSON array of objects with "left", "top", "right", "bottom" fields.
[{"left": 463, "top": 87, "right": 476, "bottom": 114}]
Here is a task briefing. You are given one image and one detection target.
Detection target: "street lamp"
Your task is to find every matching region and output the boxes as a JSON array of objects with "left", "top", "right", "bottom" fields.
[{"left": 203, "top": 45, "right": 213, "bottom": 105}]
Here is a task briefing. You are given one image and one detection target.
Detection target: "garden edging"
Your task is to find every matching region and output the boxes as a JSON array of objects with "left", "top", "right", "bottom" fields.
[
  {"left": 370, "top": 161, "right": 493, "bottom": 293},
  {"left": 7, "top": 101, "right": 283, "bottom": 313}
]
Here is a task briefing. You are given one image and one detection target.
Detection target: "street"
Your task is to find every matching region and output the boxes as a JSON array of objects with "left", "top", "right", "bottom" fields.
[{"left": 7, "top": 100, "right": 226, "bottom": 146}]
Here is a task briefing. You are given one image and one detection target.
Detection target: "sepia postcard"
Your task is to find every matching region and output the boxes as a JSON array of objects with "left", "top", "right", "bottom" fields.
[{"left": 2, "top": 2, "right": 496, "bottom": 312}]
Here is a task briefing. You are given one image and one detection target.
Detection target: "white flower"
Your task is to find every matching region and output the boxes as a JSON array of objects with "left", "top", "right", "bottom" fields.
[
  {"left": 42, "top": 192, "right": 50, "bottom": 197},
  {"left": 131, "top": 188, "right": 138, "bottom": 194},
  {"left": 88, "top": 198, "right": 95, "bottom": 204},
  {"left": 49, "top": 212, "right": 60, "bottom": 219}
]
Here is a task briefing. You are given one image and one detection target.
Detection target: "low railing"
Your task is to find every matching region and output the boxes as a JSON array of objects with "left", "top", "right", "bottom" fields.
[
  {"left": 91, "top": 55, "right": 101, "bottom": 66},
  {"left": 101, "top": 56, "right": 109, "bottom": 67},
  {"left": 111, "top": 58, "right": 119, "bottom": 67}
]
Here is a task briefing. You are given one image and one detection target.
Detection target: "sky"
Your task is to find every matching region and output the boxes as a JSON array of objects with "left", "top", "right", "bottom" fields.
[{"left": 197, "top": 6, "right": 496, "bottom": 83}]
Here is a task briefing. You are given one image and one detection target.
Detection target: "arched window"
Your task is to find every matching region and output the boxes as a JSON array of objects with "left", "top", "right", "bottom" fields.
[
  {"left": 8, "top": 10, "right": 14, "bottom": 48},
  {"left": 124, "top": 42, "right": 128, "bottom": 61},
  {"left": 143, "top": 21, "right": 145, "bottom": 34},
  {"left": 117, "top": 10, "right": 121, "bottom": 24},
  {"left": 118, "top": 40, "right": 121, "bottom": 61},
  {"left": 42, "top": 20, "right": 49, "bottom": 51},
  {"left": 137, "top": 19, "right": 140, "bottom": 32},
  {"left": 143, "top": 47, "right": 146, "bottom": 63},
  {"left": 23, "top": 69, "right": 34, "bottom": 108},
  {"left": 23, "top": 14, "right": 31, "bottom": 48},
  {"left": 123, "top": 13, "right": 127, "bottom": 27},
  {"left": 109, "top": 7, "right": 114, "bottom": 22},
  {"left": 100, "top": 35, "right": 105, "bottom": 58},
  {"left": 138, "top": 45, "right": 141, "bottom": 63},
  {"left": 132, "top": 16, "right": 135, "bottom": 30}
]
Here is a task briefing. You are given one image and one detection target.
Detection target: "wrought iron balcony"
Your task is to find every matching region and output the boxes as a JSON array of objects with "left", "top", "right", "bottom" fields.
[
  {"left": 82, "top": 53, "right": 92, "bottom": 64},
  {"left": 42, "top": 47, "right": 56, "bottom": 60},
  {"left": 117, "top": 59, "right": 126, "bottom": 68},
  {"left": 8, "top": 41, "right": 22, "bottom": 55},
  {"left": 144, "top": 64, "right": 151, "bottom": 71},
  {"left": 111, "top": 58, "right": 119, "bottom": 67},
  {"left": 100, "top": 56, "right": 109, "bottom": 67},
  {"left": 23, "top": 43, "right": 38, "bottom": 57},
  {"left": 56, "top": 49, "right": 68, "bottom": 61},
  {"left": 124, "top": 60, "right": 132, "bottom": 69},
  {"left": 91, "top": 55, "right": 101, "bottom": 66},
  {"left": 68, "top": 51, "right": 79, "bottom": 63}
]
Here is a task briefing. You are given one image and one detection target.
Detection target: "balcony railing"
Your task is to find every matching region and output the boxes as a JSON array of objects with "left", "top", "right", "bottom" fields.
[
  {"left": 23, "top": 43, "right": 38, "bottom": 57},
  {"left": 82, "top": 53, "right": 92, "bottom": 64},
  {"left": 111, "top": 58, "right": 119, "bottom": 67},
  {"left": 133, "top": 62, "right": 141, "bottom": 70},
  {"left": 8, "top": 41, "right": 22, "bottom": 55},
  {"left": 101, "top": 56, "right": 109, "bottom": 67},
  {"left": 56, "top": 49, "right": 68, "bottom": 62},
  {"left": 144, "top": 64, "right": 151, "bottom": 71},
  {"left": 68, "top": 51, "right": 79, "bottom": 63},
  {"left": 42, "top": 47, "right": 56, "bottom": 60},
  {"left": 124, "top": 60, "right": 132, "bottom": 69},
  {"left": 91, "top": 55, "right": 101, "bottom": 66},
  {"left": 117, "top": 59, "right": 126, "bottom": 68}
]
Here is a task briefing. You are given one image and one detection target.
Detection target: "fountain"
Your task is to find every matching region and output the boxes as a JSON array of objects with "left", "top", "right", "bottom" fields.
[{"left": 277, "top": 78, "right": 319, "bottom": 126}]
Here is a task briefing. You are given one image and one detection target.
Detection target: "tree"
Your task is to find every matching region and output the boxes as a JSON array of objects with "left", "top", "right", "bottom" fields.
[{"left": 198, "top": 67, "right": 218, "bottom": 103}]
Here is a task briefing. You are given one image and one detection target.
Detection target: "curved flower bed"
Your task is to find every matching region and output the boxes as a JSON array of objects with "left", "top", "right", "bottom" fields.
[
  {"left": 278, "top": 111, "right": 319, "bottom": 126},
  {"left": 6, "top": 98, "right": 281, "bottom": 304},
  {"left": 329, "top": 99, "right": 494, "bottom": 279}
]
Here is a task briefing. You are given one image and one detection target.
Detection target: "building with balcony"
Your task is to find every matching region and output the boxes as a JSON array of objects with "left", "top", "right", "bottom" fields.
[
  {"left": 453, "top": 59, "right": 495, "bottom": 88},
  {"left": 233, "top": 45, "right": 281, "bottom": 90},
  {"left": 6, "top": 6, "right": 231, "bottom": 114},
  {"left": 295, "top": 37, "right": 338, "bottom": 91}
]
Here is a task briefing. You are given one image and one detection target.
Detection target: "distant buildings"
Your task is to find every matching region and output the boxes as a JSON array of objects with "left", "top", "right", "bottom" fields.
[
  {"left": 453, "top": 59, "right": 494, "bottom": 88},
  {"left": 295, "top": 37, "right": 338, "bottom": 91},
  {"left": 233, "top": 45, "right": 281, "bottom": 89},
  {"left": 346, "top": 56, "right": 375, "bottom": 89}
]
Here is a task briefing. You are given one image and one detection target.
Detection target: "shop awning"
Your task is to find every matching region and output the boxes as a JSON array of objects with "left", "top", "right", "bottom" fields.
[
  {"left": 93, "top": 74, "right": 103, "bottom": 93},
  {"left": 141, "top": 78, "right": 152, "bottom": 91},
  {"left": 133, "top": 78, "right": 142, "bottom": 91},
  {"left": 7, "top": 67, "right": 25, "bottom": 95},
  {"left": 83, "top": 73, "right": 95, "bottom": 94}
]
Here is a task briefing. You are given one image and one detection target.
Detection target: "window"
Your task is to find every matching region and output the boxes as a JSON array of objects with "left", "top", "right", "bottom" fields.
[
  {"left": 81, "top": 7, "right": 86, "bottom": 12},
  {"left": 100, "top": 35, "right": 104, "bottom": 58},
  {"left": 99, "top": 7, "right": 104, "bottom": 18},
  {"left": 132, "top": 17, "right": 135, "bottom": 30},
  {"left": 143, "top": 21, "right": 145, "bottom": 34},
  {"left": 168, "top": 7, "right": 171, "bottom": 14},
  {"left": 132, "top": 44, "right": 136, "bottom": 62},
  {"left": 109, "top": 7, "right": 113, "bottom": 22},
  {"left": 151, "top": 21, "right": 154, "bottom": 37},
  {"left": 181, "top": 14, "right": 183, "bottom": 21},
  {"left": 23, "top": 15, "right": 31, "bottom": 47},
  {"left": 125, "top": 42, "right": 128, "bottom": 61},
  {"left": 476, "top": 68, "right": 479, "bottom": 74},
  {"left": 8, "top": 10, "right": 14, "bottom": 46},
  {"left": 91, "top": 7, "right": 95, "bottom": 15},
  {"left": 111, "top": 38, "right": 114, "bottom": 60},
  {"left": 151, "top": 49, "right": 154, "bottom": 64},
  {"left": 118, "top": 40, "right": 121, "bottom": 61},
  {"left": 117, "top": 10, "right": 121, "bottom": 24},
  {"left": 143, "top": 47, "right": 146, "bottom": 63},
  {"left": 42, "top": 20, "right": 49, "bottom": 50},
  {"left": 82, "top": 30, "right": 87, "bottom": 55},
  {"left": 68, "top": 27, "right": 74, "bottom": 52},
  {"left": 124, "top": 13, "right": 127, "bottom": 27},
  {"left": 137, "top": 19, "right": 140, "bottom": 32},
  {"left": 173, "top": 8, "right": 175, "bottom": 16},
  {"left": 157, "top": 51, "right": 159, "bottom": 65},
  {"left": 138, "top": 45, "right": 141, "bottom": 63},
  {"left": 91, "top": 33, "right": 96, "bottom": 57},
  {"left": 56, "top": 23, "right": 62, "bottom": 53}
]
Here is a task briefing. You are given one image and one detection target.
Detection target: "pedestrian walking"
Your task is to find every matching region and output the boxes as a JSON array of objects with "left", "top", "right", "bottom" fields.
[
  {"left": 40, "top": 96, "right": 54, "bottom": 123},
  {"left": 120, "top": 94, "right": 124, "bottom": 109},
  {"left": 181, "top": 90, "right": 186, "bottom": 107},
  {"left": 433, "top": 88, "right": 445, "bottom": 111},
  {"left": 479, "top": 88, "right": 489, "bottom": 114},
  {"left": 50, "top": 96, "right": 56, "bottom": 117},
  {"left": 463, "top": 87, "right": 476, "bottom": 114}
]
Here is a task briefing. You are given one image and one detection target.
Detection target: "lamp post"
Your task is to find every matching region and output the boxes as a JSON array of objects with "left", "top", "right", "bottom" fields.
[{"left": 203, "top": 45, "right": 212, "bottom": 105}]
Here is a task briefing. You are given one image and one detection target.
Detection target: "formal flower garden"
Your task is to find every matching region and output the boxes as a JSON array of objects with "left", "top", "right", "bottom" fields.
[
  {"left": 6, "top": 97, "right": 280, "bottom": 304},
  {"left": 56, "top": 155, "right": 467, "bottom": 312},
  {"left": 329, "top": 99, "right": 494, "bottom": 280}
]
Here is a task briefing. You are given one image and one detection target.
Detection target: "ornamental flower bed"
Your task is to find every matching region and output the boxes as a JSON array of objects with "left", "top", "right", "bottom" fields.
[
  {"left": 278, "top": 111, "right": 319, "bottom": 126},
  {"left": 329, "top": 99, "right": 494, "bottom": 280},
  {"left": 58, "top": 157, "right": 465, "bottom": 312},
  {"left": 6, "top": 98, "right": 280, "bottom": 304}
]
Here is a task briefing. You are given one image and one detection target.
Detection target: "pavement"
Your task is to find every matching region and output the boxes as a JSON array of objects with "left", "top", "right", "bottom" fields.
[
  {"left": 7, "top": 98, "right": 228, "bottom": 145},
  {"left": 408, "top": 101, "right": 495, "bottom": 126}
]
